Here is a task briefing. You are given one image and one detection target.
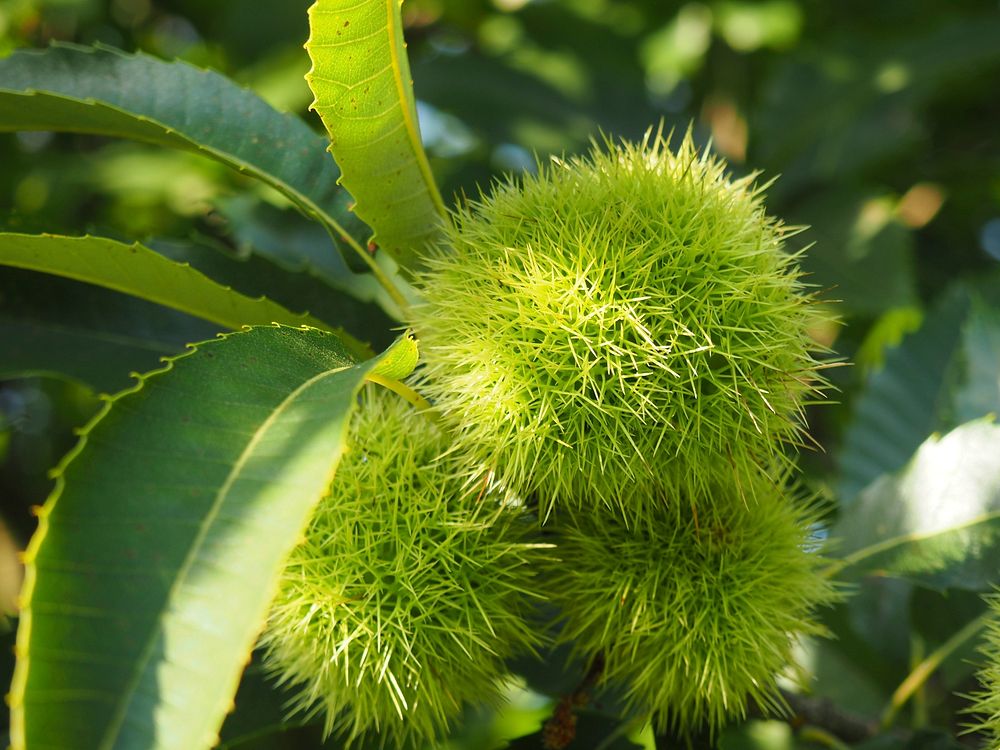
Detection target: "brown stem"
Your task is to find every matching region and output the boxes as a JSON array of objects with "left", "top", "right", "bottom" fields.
[
  {"left": 751, "top": 688, "right": 879, "bottom": 744},
  {"left": 542, "top": 654, "right": 606, "bottom": 750}
]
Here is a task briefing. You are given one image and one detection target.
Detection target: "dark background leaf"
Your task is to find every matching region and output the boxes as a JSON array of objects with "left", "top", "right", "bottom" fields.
[{"left": 0, "top": 267, "right": 217, "bottom": 393}]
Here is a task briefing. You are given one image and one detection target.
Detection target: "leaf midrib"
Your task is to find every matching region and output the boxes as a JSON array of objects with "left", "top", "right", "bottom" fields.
[
  {"left": 837, "top": 508, "right": 1000, "bottom": 572},
  {"left": 1, "top": 85, "right": 354, "bottom": 241},
  {"left": 384, "top": 0, "right": 447, "bottom": 221},
  {"left": 97, "top": 363, "right": 350, "bottom": 750}
]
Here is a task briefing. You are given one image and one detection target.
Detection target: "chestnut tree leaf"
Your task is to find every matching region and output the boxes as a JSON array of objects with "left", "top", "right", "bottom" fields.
[
  {"left": 0, "top": 268, "right": 216, "bottom": 393},
  {"left": 10, "top": 329, "right": 416, "bottom": 750},
  {"left": 831, "top": 419, "right": 1000, "bottom": 591},
  {"left": 305, "top": 0, "right": 447, "bottom": 269},
  {"left": 0, "top": 44, "right": 370, "bottom": 267},
  {"left": 0, "top": 233, "right": 375, "bottom": 361},
  {"left": 837, "top": 288, "right": 970, "bottom": 503},
  {"left": 0, "top": 233, "right": 324, "bottom": 332}
]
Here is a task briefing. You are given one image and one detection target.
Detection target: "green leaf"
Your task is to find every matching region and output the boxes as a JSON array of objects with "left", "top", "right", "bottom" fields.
[
  {"left": 216, "top": 659, "right": 346, "bottom": 749},
  {"left": 718, "top": 720, "right": 795, "bottom": 750},
  {"left": 954, "top": 303, "right": 1000, "bottom": 424},
  {"left": 0, "top": 44, "right": 366, "bottom": 263},
  {"left": 149, "top": 236, "right": 397, "bottom": 353},
  {"left": 752, "top": 15, "right": 1000, "bottom": 194},
  {"left": 831, "top": 419, "right": 1000, "bottom": 590},
  {"left": 306, "top": 0, "right": 447, "bottom": 269},
  {"left": 788, "top": 189, "right": 918, "bottom": 317},
  {"left": 509, "top": 640, "right": 585, "bottom": 698},
  {"left": 853, "top": 729, "right": 966, "bottom": 750},
  {"left": 10, "top": 328, "right": 415, "bottom": 750},
  {"left": 837, "top": 288, "right": 971, "bottom": 503},
  {"left": 216, "top": 195, "right": 396, "bottom": 308},
  {"left": 0, "top": 268, "right": 216, "bottom": 393},
  {"left": 0, "top": 232, "right": 331, "bottom": 330},
  {"left": 216, "top": 662, "right": 307, "bottom": 749}
]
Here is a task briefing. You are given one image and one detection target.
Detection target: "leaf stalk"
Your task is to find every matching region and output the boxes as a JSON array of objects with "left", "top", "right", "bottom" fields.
[{"left": 880, "top": 611, "right": 991, "bottom": 729}]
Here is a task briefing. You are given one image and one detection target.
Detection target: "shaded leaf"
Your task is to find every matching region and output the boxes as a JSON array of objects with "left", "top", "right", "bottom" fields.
[
  {"left": 150, "top": 237, "right": 396, "bottom": 352},
  {"left": 0, "top": 44, "right": 365, "bottom": 262},
  {"left": 854, "top": 729, "right": 965, "bottom": 750},
  {"left": 718, "top": 719, "right": 794, "bottom": 750},
  {"left": 0, "top": 233, "right": 361, "bottom": 343},
  {"left": 10, "top": 329, "right": 415, "bottom": 750},
  {"left": 909, "top": 587, "right": 985, "bottom": 689},
  {"left": 218, "top": 658, "right": 385, "bottom": 749},
  {"left": 509, "top": 640, "right": 585, "bottom": 699},
  {"left": 788, "top": 189, "right": 918, "bottom": 317},
  {"left": 306, "top": 0, "right": 447, "bottom": 268},
  {"left": 837, "top": 288, "right": 970, "bottom": 503},
  {"left": 217, "top": 661, "right": 309, "bottom": 749},
  {"left": 831, "top": 420, "right": 1000, "bottom": 591},
  {"left": 215, "top": 195, "right": 391, "bottom": 304},
  {"left": 0, "top": 268, "right": 216, "bottom": 393},
  {"left": 753, "top": 15, "right": 1000, "bottom": 194},
  {"left": 954, "top": 303, "right": 1000, "bottom": 424},
  {"left": 803, "top": 622, "right": 893, "bottom": 720},
  {"left": 506, "top": 709, "right": 641, "bottom": 750}
]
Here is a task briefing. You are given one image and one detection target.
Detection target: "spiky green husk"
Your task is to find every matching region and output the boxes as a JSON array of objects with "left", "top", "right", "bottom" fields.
[
  {"left": 970, "top": 594, "right": 1000, "bottom": 744},
  {"left": 543, "top": 477, "right": 836, "bottom": 734},
  {"left": 409, "top": 130, "right": 830, "bottom": 516},
  {"left": 261, "top": 386, "right": 548, "bottom": 747}
]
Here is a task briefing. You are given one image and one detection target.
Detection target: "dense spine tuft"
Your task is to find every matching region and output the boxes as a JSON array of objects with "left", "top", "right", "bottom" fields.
[
  {"left": 264, "top": 127, "right": 838, "bottom": 745},
  {"left": 970, "top": 594, "right": 1000, "bottom": 744},
  {"left": 409, "top": 130, "right": 831, "bottom": 517},
  {"left": 542, "top": 477, "right": 837, "bottom": 734},
  {"left": 261, "top": 386, "right": 548, "bottom": 747}
]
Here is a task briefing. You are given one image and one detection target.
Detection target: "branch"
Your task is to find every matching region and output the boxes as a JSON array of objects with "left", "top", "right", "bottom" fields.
[{"left": 755, "top": 688, "right": 880, "bottom": 744}]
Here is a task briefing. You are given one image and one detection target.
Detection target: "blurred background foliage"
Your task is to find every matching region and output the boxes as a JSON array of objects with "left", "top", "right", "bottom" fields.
[{"left": 1, "top": 0, "right": 999, "bottom": 748}]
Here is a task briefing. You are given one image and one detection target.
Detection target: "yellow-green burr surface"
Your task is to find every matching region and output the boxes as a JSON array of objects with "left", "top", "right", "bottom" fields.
[
  {"left": 542, "top": 475, "right": 837, "bottom": 735},
  {"left": 410, "top": 131, "right": 831, "bottom": 520},
  {"left": 262, "top": 386, "right": 549, "bottom": 748}
]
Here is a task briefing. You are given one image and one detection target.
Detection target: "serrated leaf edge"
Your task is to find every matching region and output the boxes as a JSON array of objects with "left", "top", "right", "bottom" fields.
[
  {"left": 0, "top": 43, "right": 372, "bottom": 272},
  {"left": 304, "top": 0, "right": 449, "bottom": 269},
  {"left": 0, "top": 232, "right": 373, "bottom": 360},
  {"left": 9, "top": 328, "right": 229, "bottom": 750},
  {"left": 9, "top": 326, "right": 403, "bottom": 750}
]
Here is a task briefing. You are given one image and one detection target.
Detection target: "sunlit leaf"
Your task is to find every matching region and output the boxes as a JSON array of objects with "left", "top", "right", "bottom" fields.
[
  {"left": 10, "top": 329, "right": 416, "bottom": 750},
  {"left": 832, "top": 420, "right": 1000, "bottom": 591},
  {"left": 305, "top": 0, "right": 447, "bottom": 268}
]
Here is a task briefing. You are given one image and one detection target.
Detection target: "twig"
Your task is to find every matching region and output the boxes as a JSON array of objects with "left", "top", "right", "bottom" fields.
[{"left": 751, "top": 688, "right": 879, "bottom": 744}]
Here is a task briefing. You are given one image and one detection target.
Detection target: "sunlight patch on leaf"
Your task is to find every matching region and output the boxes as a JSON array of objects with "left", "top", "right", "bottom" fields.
[{"left": 832, "top": 419, "right": 1000, "bottom": 590}]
